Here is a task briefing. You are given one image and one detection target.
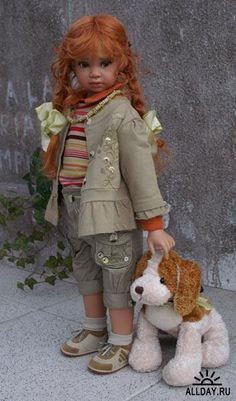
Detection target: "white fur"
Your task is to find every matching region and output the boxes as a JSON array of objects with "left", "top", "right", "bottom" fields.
[{"left": 129, "top": 252, "right": 230, "bottom": 387}]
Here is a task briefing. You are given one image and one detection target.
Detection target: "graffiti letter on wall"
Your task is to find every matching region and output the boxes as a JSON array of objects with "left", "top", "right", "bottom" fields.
[
  {"left": 27, "top": 81, "right": 38, "bottom": 110},
  {"left": 6, "top": 81, "right": 18, "bottom": 107},
  {"left": 43, "top": 75, "right": 52, "bottom": 102},
  {"left": 23, "top": 114, "right": 34, "bottom": 138},
  {"left": 0, "top": 149, "right": 12, "bottom": 172},
  {"left": 0, "top": 114, "right": 9, "bottom": 136}
]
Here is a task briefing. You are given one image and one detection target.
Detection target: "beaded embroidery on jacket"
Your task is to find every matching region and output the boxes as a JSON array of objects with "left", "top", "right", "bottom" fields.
[{"left": 64, "top": 89, "right": 123, "bottom": 124}]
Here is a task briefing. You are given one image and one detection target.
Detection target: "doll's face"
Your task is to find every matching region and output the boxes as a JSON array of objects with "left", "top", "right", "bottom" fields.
[{"left": 74, "top": 47, "right": 120, "bottom": 96}]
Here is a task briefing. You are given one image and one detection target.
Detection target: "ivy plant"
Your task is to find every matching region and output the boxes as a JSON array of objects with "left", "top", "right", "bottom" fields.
[{"left": 0, "top": 148, "right": 72, "bottom": 290}]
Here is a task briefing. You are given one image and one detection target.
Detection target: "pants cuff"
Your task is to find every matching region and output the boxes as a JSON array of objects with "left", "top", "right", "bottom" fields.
[
  {"left": 103, "top": 292, "right": 134, "bottom": 309},
  {"left": 77, "top": 279, "right": 103, "bottom": 295}
]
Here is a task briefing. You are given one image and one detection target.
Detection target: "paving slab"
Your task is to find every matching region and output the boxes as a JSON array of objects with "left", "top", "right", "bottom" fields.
[
  {"left": 0, "top": 295, "right": 34, "bottom": 323},
  {"left": 0, "top": 262, "right": 79, "bottom": 309},
  {"left": 0, "top": 310, "right": 161, "bottom": 401},
  {"left": 0, "top": 261, "right": 235, "bottom": 401}
]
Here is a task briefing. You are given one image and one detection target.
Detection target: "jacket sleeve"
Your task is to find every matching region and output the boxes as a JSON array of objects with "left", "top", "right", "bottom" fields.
[{"left": 118, "top": 116, "right": 169, "bottom": 218}]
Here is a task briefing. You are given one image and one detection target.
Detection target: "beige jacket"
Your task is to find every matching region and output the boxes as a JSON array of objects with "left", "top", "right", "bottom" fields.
[{"left": 44, "top": 95, "right": 169, "bottom": 236}]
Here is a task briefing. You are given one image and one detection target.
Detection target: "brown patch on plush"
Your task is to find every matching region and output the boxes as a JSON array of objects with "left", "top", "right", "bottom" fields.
[
  {"left": 133, "top": 250, "right": 209, "bottom": 322},
  {"left": 183, "top": 305, "right": 211, "bottom": 322},
  {"left": 159, "top": 250, "right": 202, "bottom": 317},
  {"left": 132, "top": 251, "right": 152, "bottom": 281}
]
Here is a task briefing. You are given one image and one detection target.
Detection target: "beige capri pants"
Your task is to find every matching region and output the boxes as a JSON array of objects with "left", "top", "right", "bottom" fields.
[{"left": 58, "top": 186, "right": 144, "bottom": 309}]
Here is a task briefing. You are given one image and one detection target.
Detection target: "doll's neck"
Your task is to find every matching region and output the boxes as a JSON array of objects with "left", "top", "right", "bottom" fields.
[{"left": 81, "top": 81, "right": 128, "bottom": 105}]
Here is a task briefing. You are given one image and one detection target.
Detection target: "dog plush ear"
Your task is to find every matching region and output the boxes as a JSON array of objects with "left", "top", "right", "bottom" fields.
[
  {"left": 174, "top": 260, "right": 202, "bottom": 316},
  {"left": 132, "top": 251, "right": 152, "bottom": 281}
]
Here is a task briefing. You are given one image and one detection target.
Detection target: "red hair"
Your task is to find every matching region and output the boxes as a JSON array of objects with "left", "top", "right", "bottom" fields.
[{"left": 42, "top": 14, "right": 169, "bottom": 178}]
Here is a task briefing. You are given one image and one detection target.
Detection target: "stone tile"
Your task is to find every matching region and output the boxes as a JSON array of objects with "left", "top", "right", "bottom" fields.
[
  {"left": 202, "top": 286, "right": 236, "bottom": 339},
  {"left": 0, "top": 263, "right": 79, "bottom": 309},
  {"left": 42, "top": 296, "right": 85, "bottom": 324},
  {"left": 0, "top": 295, "right": 34, "bottom": 323},
  {"left": 0, "top": 311, "right": 161, "bottom": 401}
]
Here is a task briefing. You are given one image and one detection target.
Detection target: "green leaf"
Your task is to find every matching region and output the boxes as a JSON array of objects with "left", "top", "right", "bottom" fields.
[
  {"left": 17, "top": 281, "right": 25, "bottom": 290},
  {"left": 62, "top": 256, "right": 73, "bottom": 271},
  {"left": 57, "top": 270, "right": 69, "bottom": 280},
  {"left": 8, "top": 257, "right": 15, "bottom": 262},
  {"left": 0, "top": 213, "right": 6, "bottom": 226},
  {"left": 44, "top": 256, "right": 59, "bottom": 269},
  {"left": 0, "top": 249, "right": 8, "bottom": 259},
  {"left": 25, "top": 277, "right": 38, "bottom": 290},
  {"left": 45, "top": 275, "right": 56, "bottom": 285},
  {"left": 31, "top": 229, "right": 44, "bottom": 242},
  {"left": 16, "top": 259, "right": 26, "bottom": 268},
  {"left": 57, "top": 240, "right": 65, "bottom": 251},
  {"left": 32, "top": 209, "right": 45, "bottom": 225},
  {"left": 3, "top": 242, "right": 11, "bottom": 250},
  {"left": 0, "top": 195, "right": 9, "bottom": 208}
]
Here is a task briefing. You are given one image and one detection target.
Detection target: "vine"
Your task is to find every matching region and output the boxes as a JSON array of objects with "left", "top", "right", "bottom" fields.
[{"left": 0, "top": 148, "right": 72, "bottom": 290}]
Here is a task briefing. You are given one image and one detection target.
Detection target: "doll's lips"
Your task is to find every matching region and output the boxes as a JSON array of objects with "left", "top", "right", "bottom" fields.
[{"left": 90, "top": 82, "right": 103, "bottom": 86}]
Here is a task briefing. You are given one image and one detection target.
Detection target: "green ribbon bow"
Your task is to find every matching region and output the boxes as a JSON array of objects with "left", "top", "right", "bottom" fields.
[
  {"left": 143, "top": 110, "right": 163, "bottom": 154},
  {"left": 35, "top": 102, "right": 68, "bottom": 152}
]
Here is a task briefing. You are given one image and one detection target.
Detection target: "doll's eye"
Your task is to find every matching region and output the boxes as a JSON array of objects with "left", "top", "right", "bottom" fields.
[
  {"left": 77, "top": 61, "right": 89, "bottom": 68},
  {"left": 101, "top": 59, "right": 112, "bottom": 67},
  {"left": 160, "top": 277, "right": 165, "bottom": 284}
]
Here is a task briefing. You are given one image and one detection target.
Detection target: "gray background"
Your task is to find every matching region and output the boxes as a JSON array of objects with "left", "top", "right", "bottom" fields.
[{"left": 0, "top": 0, "right": 235, "bottom": 290}]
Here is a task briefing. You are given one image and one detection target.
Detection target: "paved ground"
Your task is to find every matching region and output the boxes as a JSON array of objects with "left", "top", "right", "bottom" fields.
[{"left": 0, "top": 261, "right": 235, "bottom": 401}]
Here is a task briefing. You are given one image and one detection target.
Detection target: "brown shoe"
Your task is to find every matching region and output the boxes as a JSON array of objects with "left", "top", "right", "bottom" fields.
[
  {"left": 88, "top": 342, "right": 132, "bottom": 374},
  {"left": 60, "top": 328, "right": 108, "bottom": 357}
]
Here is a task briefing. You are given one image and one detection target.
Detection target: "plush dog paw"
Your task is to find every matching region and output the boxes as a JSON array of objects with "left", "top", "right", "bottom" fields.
[
  {"left": 202, "top": 341, "right": 229, "bottom": 368},
  {"left": 129, "top": 339, "right": 162, "bottom": 372},
  {"left": 162, "top": 357, "right": 201, "bottom": 386}
]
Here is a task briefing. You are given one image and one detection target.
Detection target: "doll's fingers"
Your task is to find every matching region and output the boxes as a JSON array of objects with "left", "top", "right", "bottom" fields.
[
  {"left": 162, "top": 242, "right": 169, "bottom": 259},
  {"left": 148, "top": 240, "right": 155, "bottom": 256}
]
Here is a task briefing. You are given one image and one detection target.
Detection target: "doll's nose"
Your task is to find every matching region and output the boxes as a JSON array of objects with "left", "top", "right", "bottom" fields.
[{"left": 135, "top": 286, "right": 144, "bottom": 294}]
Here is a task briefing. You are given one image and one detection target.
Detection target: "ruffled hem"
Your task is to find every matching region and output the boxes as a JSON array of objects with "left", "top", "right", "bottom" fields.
[{"left": 78, "top": 199, "right": 137, "bottom": 237}]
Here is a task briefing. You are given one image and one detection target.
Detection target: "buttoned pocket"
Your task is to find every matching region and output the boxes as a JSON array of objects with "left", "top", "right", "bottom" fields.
[{"left": 95, "top": 231, "right": 133, "bottom": 269}]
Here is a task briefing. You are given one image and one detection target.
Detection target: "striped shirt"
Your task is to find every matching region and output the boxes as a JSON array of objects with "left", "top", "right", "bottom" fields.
[{"left": 59, "top": 102, "right": 92, "bottom": 187}]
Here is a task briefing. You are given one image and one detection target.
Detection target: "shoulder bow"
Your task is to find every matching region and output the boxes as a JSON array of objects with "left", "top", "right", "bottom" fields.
[
  {"left": 143, "top": 110, "right": 163, "bottom": 154},
  {"left": 35, "top": 102, "right": 68, "bottom": 152}
]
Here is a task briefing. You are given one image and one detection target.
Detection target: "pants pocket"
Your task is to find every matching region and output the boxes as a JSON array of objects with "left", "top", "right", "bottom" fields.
[{"left": 95, "top": 231, "right": 133, "bottom": 269}]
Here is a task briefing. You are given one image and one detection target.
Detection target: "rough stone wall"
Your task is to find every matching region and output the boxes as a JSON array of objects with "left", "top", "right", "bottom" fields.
[{"left": 0, "top": 1, "right": 235, "bottom": 290}]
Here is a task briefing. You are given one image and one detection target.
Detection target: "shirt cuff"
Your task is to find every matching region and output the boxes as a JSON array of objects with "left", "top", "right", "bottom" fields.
[{"left": 137, "top": 216, "right": 164, "bottom": 231}]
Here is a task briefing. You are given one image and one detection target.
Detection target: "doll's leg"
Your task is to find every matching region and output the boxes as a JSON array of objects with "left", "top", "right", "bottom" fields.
[
  {"left": 202, "top": 309, "right": 229, "bottom": 367},
  {"left": 162, "top": 323, "right": 202, "bottom": 386},
  {"left": 129, "top": 310, "right": 162, "bottom": 372}
]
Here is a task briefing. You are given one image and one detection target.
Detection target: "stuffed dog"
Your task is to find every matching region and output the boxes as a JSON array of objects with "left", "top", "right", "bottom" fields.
[{"left": 129, "top": 250, "right": 229, "bottom": 386}]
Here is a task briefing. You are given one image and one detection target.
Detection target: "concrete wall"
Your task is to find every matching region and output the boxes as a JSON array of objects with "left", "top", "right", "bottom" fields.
[{"left": 0, "top": 0, "right": 235, "bottom": 290}]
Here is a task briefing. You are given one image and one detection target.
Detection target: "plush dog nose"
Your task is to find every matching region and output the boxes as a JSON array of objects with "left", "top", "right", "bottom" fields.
[{"left": 135, "top": 286, "right": 144, "bottom": 294}]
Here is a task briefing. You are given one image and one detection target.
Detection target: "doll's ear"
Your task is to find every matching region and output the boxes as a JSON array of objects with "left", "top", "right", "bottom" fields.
[
  {"left": 132, "top": 251, "right": 152, "bottom": 281},
  {"left": 174, "top": 260, "right": 202, "bottom": 316}
]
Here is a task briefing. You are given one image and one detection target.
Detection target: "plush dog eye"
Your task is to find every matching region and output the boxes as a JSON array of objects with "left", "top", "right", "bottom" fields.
[{"left": 160, "top": 277, "right": 165, "bottom": 284}]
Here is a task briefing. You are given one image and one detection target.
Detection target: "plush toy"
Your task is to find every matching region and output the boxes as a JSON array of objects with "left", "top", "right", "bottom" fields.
[{"left": 129, "top": 250, "right": 229, "bottom": 386}]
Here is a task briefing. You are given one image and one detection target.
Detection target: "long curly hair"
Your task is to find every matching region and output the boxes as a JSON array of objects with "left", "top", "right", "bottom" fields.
[{"left": 42, "top": 14, "right": 170, "bottom": 178}]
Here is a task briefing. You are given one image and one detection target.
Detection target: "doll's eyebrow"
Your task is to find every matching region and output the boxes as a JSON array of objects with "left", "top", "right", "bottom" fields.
[{"left": 79, "top": 57, "right": 112, "bottom": 61}]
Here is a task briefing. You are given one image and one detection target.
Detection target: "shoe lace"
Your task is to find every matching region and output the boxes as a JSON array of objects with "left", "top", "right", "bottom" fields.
[{"left": 97, "top": 342, "right": 115, "bottom": 357}]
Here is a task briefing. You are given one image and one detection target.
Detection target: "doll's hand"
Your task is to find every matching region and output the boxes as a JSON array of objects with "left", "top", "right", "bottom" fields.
[{"left": 147, "top": 230, "right": 175, "bottom": 259}]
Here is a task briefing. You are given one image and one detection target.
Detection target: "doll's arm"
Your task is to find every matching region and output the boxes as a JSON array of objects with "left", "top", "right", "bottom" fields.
[{"left": 118, "top": 117, "right": 169, "bottom": 218}]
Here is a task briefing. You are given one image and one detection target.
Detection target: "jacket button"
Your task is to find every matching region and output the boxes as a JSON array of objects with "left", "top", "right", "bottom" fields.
[
  {"left": 83, "top": 178, "right": 87, "bottom": 185},
  {"left": 97, "top": 252, "right": 104, "bottom": 258},
  {"left": 124, "top": 256, "right": 129, "bottom": 262},
  {"left": 89, "top": 151, "right": 95, "bottom": 158},
  {"left": 102, "top": 256, "right": 109, "bottom": 264}
]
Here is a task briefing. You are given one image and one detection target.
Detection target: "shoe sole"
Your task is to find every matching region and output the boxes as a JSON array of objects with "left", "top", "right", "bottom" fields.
[
  {"left": 87, "top": 362, "right": 128, "bottom": 374},
  {"left": 60, "top": 347, "right": 98, "bottom": 357}
]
